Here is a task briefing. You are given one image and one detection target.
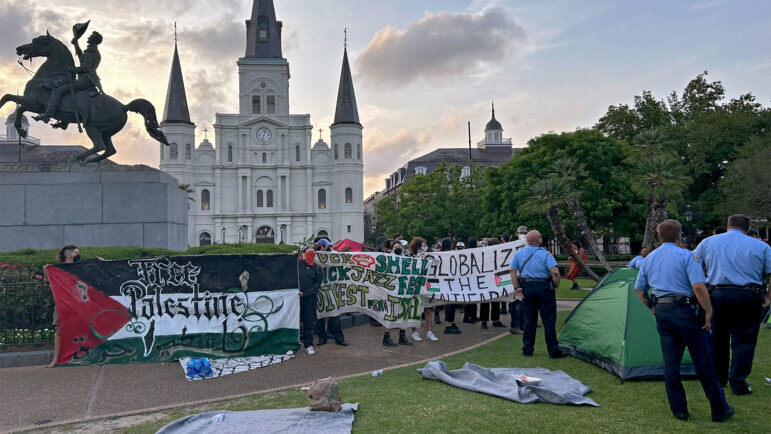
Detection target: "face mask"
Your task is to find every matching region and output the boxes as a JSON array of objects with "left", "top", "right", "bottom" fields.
[
  {"left": 73, "top": 254, "right": 81, "bottom": 262},
  {"left": 518, "top": 234, "right": 526, "bottom": 240},
  {"left": 394, "top": 248, "right": 403, "bottom": 255},
  {"left": 419, "top": 246, "right": 428, "bottom": 253}
]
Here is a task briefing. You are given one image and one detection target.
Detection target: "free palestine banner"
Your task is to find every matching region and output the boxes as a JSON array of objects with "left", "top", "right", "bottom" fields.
[
  {"left": 315, "top": 251, "right": 431, "bottom": 328},
  {"left": 421, "top": 240, "right": 527, "bottom": 307},
  {"left": 45, "top": 254, "right": 301, "bottom": 366}
]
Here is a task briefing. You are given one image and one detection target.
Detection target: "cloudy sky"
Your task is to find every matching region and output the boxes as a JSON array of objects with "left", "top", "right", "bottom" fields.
[{"left": 1, "top": 0, "right": 769, "bottom": 197}]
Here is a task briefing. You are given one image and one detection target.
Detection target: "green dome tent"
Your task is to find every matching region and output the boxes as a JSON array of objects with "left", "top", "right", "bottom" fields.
[{"left": 558, "top": 268, "right": 695, "bottom": 380}]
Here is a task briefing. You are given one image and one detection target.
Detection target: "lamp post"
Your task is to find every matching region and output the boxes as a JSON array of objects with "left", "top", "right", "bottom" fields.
[
  {"left": 238, "top": 226, "right": 243, "bottom": 244},
  {"left": 280, "top": 224, "right": 286, "bottom": 245},
  {"left": 221, "top": 227, "right": 226, "bottom": 244},
  {"left": 683, "top": 207, "right": 694, "bottom": 250}
]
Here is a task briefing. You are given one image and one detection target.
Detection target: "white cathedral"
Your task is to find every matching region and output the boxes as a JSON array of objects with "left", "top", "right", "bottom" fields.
[{"left": 159, "top": 0, "right": 364, "bottom": 246}]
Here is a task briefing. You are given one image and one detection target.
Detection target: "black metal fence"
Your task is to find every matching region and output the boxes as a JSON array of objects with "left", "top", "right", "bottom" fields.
[{"left": 1, "top": 282, "right": 55, "bottom": 347}]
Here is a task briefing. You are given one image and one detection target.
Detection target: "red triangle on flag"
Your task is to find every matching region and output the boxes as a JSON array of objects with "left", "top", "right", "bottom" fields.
[{"left": 45, "top": 265, "right": 132, "bottom": 365}]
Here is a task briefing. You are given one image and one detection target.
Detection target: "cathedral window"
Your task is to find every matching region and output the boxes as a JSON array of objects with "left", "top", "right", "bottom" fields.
[
  {"left": 252, "top": 95, "right": 261, "bottom": 114},
  {"left": 318, "top": 189, "right": 327, "bottom": 209},
  {"left": 415, "top": 166, "right": 427, "bottom": 175},
  {"left": 258, "top": 15, "right": 269, "bottom": 41},
  {"left": 267, "top": 95, "right": 276, "bottom": 114},
  {"left": 295, "top": 145, "right": 301, "bottom": 162},
  {"left": 199, "top": 232, "right": 212, "bottom": 246},
  {"left": 262, "top": 152, "right": 267, "bottom": 163},
  {"left": 347, "top": 225, "right": 351, "bottom": 233},
  {"left": 227, "top": 145, "right": 233, "bottom": 162},
  {"left": 170, "top": 143, "right": 178, "bottom": 160},
  {"left": 201, "top": 189, "right": 210, "bottom": 210},
  {"left": 257, "top": 190, "right": 264, "bottom": 207},
  {"left": 345, "top": 187, "right": 353, "bottom": 204},
  {"left": 460, "top": 166, "right": 471, "bottom": 179},
  {"left": 266, "top": 190, "right": 274, "bottom": 207},
  {"left": 185, "top": 144, "right": 191, "bottom": 160},
  {"left": 357, "top": 144, "right": 361, "bottom": 160},
  {"left": 344, "top": 143, "right": 352, "bottom": 159},
  {"left": 318, "top": 230, "right": 329, "bottom": 238},
  {"left": 334, "top": 144, "right": 338, "bottom": 160}
]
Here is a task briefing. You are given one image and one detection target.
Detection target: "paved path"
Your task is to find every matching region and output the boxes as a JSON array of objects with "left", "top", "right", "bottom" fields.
[{"left": 1, "top": 303, "right": 581, "bottom": 433}]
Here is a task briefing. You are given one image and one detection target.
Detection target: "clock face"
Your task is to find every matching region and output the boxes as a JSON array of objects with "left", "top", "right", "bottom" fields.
[{"left": 256, "top": 127, "right": 272, "bottom": 144}]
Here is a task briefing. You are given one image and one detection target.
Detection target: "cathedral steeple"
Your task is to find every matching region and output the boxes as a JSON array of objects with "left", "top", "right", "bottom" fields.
[
  {"left": 332, "top": 39, "right": 360, "bottom": 126},
  {"left": 162, "top": 26, "right": 193, "bottom": 125},
  {"left": 245, "top": 0, "right": 283, "bottom": 58}
]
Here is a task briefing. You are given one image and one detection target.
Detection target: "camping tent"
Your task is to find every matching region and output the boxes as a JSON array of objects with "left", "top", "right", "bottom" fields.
[
  {"left": 333, "top": 239, "right": 374, "bottom": 252},
  {"left": 558, "top": 268, "right": 695, "bottom": 380}
]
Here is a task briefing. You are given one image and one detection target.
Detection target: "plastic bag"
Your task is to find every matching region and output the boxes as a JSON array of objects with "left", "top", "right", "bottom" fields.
[
  {"left": 305, "top": 377, "right": 342, "bottom": 412},
  {"left": 186, "top": 357, "right": 213, "bottom": 379}
]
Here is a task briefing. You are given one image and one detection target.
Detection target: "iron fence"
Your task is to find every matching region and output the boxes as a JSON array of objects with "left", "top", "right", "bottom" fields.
[{"left": 1, "top": 282, "right": 55, "bottom": 347}]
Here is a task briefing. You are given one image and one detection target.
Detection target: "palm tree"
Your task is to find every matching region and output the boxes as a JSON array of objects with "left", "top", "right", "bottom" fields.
[
  {"left": 632, "top": 153, "right": 690, "bottom": 248},
  {"left": 550, "top": 158, "right": 611, "bottom": 272},
  {"left": 178, "top": 183, "right": 195, "bottom": 202},
  {"left": 522, "top": 178, "right": 602, "bottom": 281}
]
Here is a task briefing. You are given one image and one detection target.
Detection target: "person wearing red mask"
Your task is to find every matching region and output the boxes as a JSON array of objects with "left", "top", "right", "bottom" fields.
[{"left": 299, "top": 249, "right": 322, "bottom": 355}]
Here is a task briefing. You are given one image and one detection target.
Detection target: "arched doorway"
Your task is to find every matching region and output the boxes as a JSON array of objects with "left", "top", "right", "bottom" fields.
[
  {"left": 255, "top": 226, "right": 275, "bottom": 244},
  {"left": 199, "top": 232, "right": 212, "bottom": 246}
]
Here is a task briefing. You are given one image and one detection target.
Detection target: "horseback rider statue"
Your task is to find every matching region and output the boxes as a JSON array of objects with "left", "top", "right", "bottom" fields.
[
  {"left": 35, "top": 22, "right": 103, "bottom": 128},
  {"left": 1, "top": 20, "right": 169, "bottom": 163}
]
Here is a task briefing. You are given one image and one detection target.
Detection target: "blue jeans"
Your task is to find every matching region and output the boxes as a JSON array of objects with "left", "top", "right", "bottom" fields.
[{"left": 654, "top": 302, "right": 729, "bottom": 418}]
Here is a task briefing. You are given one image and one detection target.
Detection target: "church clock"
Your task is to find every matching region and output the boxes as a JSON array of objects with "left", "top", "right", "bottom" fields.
[{"left": 256, "top": 127, "right": 272, "bottom": 144}]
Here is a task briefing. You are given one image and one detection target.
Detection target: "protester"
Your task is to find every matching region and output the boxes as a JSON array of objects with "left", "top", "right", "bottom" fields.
[
  {"left": 566, "top": 241, "right": 588, "bottom": 290},
  {"left": 499, "top": 233, "right": 512, "bottom": 315},
  {"left": 476, "top": 238, "right": 504, "bottom": 329},
  {"left": 627, "top": 247, "right": 651, "bottom": 270},
  {"left": 314, "top": 238, "right": 347, "bottom": 347},
  {"left": 298, "top": 249, "right": 322, "bottom": 355},
  {"left": 693, "top": 214, "right": 771, "bottom": 395},
  {"left": 463, "top": 238, "right": 479, "bottom": 324},
  {"left": 508, "top": 226, "right": 529, "bottom": 335},
  {"left": 747, "top": 228, "right": 760, "bottom": 239},
  {"left": 46, "top": 245, "right": 79, "bottom": 367},
  {"left": 509, "top": 231, "right": 565, "bottom": 358},
  {"left": 635, "top": 219, "right": 733, "bottom": 422},
  {"left": 713, "top": 226, "right": 726, "bottom": 235},
  {"left": 439, "top": 237, "right": 461, "bottom": 335},
  {"left": 409, "top": 236, "right": 436, "bottom": 342},
  {"left": 382, "top": 243, "right": 415, "bottom": 346}
]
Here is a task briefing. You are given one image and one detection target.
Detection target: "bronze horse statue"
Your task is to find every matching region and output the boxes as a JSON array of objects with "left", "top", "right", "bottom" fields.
[{"left": 0, "top": 32, "right": 169, "bottom": 163}]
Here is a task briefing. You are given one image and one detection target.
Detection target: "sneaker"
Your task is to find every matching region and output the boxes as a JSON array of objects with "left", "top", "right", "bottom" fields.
[
  {"left": 549, "top": 351, "right": 568, "bottom": 359},
  {"left": 426, "top": 330, "right": 439, "bottom": 341},
  {"left": 712, "top": 406, "right": 734, "bottom": 423},
  {"left": 411, "top": 331, "right": 422, "bottom": 342},
  {"left": 382, "top": 333, "right": 397, "bottom": 347},
  {"left": 492, "top": 321, "right": 506, "bottom": 328},
  {"left": 673, "top": 412, "right": 690, "bottom": 421},
  {"left": 317, "top": 338, "right": 328, "bottom": 346},
  {"left": 444, "top": 325, "right": 461, "bottom": 334},
  {"left": 398, "top": 332, "right": 413, "bottom": 346},
  {"left": 433, "top": 316, "right": 442, "bottom": 325},
  {"left": 509, "top": 327, "right": 523, "bottom": 335},
  {"left": 462, "top": 318, "right": 476, "bottom": 324},
  {"left": 306, "top": 346, "right": 315, "bottom": 355},
  {"left": 732, "top": 386, "right": 752, "bottom": 395},
  {"left": 481, "top": 322, "right": 488, "bottom": 329}
]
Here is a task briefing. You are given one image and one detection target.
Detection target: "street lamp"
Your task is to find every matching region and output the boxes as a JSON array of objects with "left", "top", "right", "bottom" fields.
[
  {"left": 683, "top": 207, "right": 694, "bottom": 249},
  {"left": 221, "top": 227, "right": 226, "bottom": 244},
  {"left": 280, "top": 224, "right": 286, "bottom": 245},
  {"left": 238, "top": 226, "right": 243, "bottom": 244}
]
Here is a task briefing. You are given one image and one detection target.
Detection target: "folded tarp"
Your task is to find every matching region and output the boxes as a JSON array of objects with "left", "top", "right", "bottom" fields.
[
  {"left": 156, "top": 404, "right": 358, "bottom": 434},
  {"left": 418, "top": 361, "right": 599, "bottom": 406}
]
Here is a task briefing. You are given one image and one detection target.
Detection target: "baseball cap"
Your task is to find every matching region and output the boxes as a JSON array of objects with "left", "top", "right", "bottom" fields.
[
  {"left": 456, "top": 242, "right": 465, "bottom": 248},
  {"left": 316, "top": 239, "right": 333, "bottom": 247},
  {"left": 516, "top": 225, "right": 528, "bottom": 233},
  {"left": 399, "top": 240, "right": 408, "bottom": 246}
]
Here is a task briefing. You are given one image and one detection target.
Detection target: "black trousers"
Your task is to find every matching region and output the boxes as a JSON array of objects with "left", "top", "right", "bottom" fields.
[
  {"left": 521, "top": 281, "right": 559, "bottom": 355},
  {"left": 444, "top": 304, "right": 457, "bottom": 323},
  {"left": 654, "top": 302, "right": 729, "bottom": 418},
  {"left": 300, "top": 294, "right": 317, "bottom": 348},
  {"left": 463, "top": 304, "right": 478, "bottom": 321},
  {"left": 509, "top": 300, "right": 524, "bottom": 329},
  {"left": 316, "top": 315, "right": 344, "bottom": 342},
  {"left": 710, "top": 287, "right": 763, "bottom": 392},
  {"left": 479, "top": 302, "right": 500, "bottom": 322}
]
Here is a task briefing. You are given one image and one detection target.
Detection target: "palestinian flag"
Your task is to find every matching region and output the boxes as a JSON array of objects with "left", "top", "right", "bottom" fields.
[
  {"left": 494, "top": 270, "right": 512, "bottom": 288},
  {"left": 426, "top": 278, "right": 441, "bottom": 292},
  {"left": 45, "top": 255, "right": 301, "bottom": 366}
]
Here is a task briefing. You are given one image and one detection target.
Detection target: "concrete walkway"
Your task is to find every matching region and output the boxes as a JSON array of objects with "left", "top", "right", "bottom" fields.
[{"left": 1, "top": 301, "right": 580, "bottom": 433}]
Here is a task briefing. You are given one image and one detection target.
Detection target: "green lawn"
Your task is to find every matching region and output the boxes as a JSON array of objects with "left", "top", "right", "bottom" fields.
[
  {"left": 125, "top": 311, "right": 770, "bottom": 433},
  {"left": 556, "top": 278, "right": 596, "bottom": 299}
]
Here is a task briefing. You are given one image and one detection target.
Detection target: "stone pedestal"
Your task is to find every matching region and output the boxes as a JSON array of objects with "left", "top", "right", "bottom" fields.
[{"left": 0, "top": 163, "right": 188, "bottom": 252}]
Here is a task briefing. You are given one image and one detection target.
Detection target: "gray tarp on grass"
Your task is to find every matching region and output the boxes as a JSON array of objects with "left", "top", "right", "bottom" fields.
[
  {"left": 156, "top": 403, "right": 358, "bottom": 434},
  {"left": 418, "top": 361, "right": 599, "bottom": 406}
]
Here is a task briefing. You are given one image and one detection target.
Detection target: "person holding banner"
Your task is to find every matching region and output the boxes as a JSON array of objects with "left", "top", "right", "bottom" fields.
[
  {"left": 382, "top": 242, "right": 415, "bottom": 347},
  {"left": 410, "top": 237, "right": 438, "bottom": 342},
  {"left": 299, "top": 249, "right": 322, "bottom": 355},
  {"left": 314, "top": 239, "right": 348, "bottom": 347},
  {"left": 440, "top": 237, "right": 462, "bottom": 335},
  {"left": 508, "top": 226, "right": 529, "bottom": 335},
  {"left": 479, "top": 238, "right": 506, "bottom": 329},
  {"left": 463, "top": 238, "right": 480, "bottom": 324},
  {"left": 510, "top": 231, "right": 567, "bottom": 358}
]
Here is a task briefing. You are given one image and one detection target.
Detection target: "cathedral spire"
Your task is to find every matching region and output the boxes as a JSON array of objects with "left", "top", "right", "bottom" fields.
[
  {"left": 245, "top": 0, "right": 283, "bottom": 58},
  {"left": 485, "top": 100, "right": 502, "bottom": 132},
  {"left": 162, "top": 26, "right": 193, "bottom": 125},
  {"left": 332, "top": 38, "right": 360, "bottom": 126}
]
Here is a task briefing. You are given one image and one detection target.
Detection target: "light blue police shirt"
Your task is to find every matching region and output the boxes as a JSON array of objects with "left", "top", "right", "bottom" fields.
[
  {"left": 627, "top": 255, "right": 644, "bottom": 269},
  {"left": 635, "top": 242, "right": 706, "bottom": 297},
  {"left": 510, "top": 245, "right": 558, "bottom": 278},
  {"left": 693, "top": 229, "right": 771, "bottom": 286}
]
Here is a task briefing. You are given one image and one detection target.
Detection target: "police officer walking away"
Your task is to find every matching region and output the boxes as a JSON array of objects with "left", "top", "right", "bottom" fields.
[
  {"left": 635, "top": 219, "right": 733, "bottom": 422},
  {"left": 693, "top": 214, "right": 771, "bottom": 395},
  {"left": 509, "top": 230, "right": 566, "bottom": 358}
]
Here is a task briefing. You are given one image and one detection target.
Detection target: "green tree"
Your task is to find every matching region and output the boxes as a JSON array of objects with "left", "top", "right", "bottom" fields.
[
  {"left": 521, "top": 178, "right": 601, "bottom": 281},
  {"left": 717, "top": 138, "right": 771, "bottom": 221}
]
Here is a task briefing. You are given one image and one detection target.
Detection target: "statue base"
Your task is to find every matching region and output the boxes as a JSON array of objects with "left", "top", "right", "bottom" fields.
[{"left": 0, "top": 162, "right": 188, "bottom": 252}]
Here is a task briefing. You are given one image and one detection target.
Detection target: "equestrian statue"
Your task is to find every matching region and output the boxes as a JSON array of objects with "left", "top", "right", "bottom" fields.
[{"left": 0, "top": 21, "right": 169, "bottom": 163}]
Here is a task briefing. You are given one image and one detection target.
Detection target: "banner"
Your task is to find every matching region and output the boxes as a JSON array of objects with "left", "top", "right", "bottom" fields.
[
  {"left": 421, "top": 240, "right": 527, "bottom": 307},
  {"left": 315, "top": 251, "right": 431, "bottom": 328},
  {"left": 45, "top": 254, "right": 301, "bottom": 366}
]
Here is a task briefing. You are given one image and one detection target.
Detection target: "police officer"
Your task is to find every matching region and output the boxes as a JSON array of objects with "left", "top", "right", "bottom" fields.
[
  {"left": 693, "top": 214, "right": 771, "bottom": 395},
  {"left": 635, "top": 219, "right": 732, "bottom": 422},
  {"left": 509, "top": 230, "right": 566, "bottom": 358}
]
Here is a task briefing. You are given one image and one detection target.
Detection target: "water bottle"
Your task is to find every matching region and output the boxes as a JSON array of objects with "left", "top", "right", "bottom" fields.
[
  {"left": 371, "top": 369, "right": 383, "bottom": 377},
  {"left": 211, "top": 412, "right": 226, "bottom": 424}
]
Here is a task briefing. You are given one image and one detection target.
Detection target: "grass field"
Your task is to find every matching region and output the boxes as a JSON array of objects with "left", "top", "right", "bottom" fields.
[
  {"left": 555, "top": 278, "right": 595, "bottom": 299},
  {"left": 124, "top": 311, "right": 770, "bottom": 434}
]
